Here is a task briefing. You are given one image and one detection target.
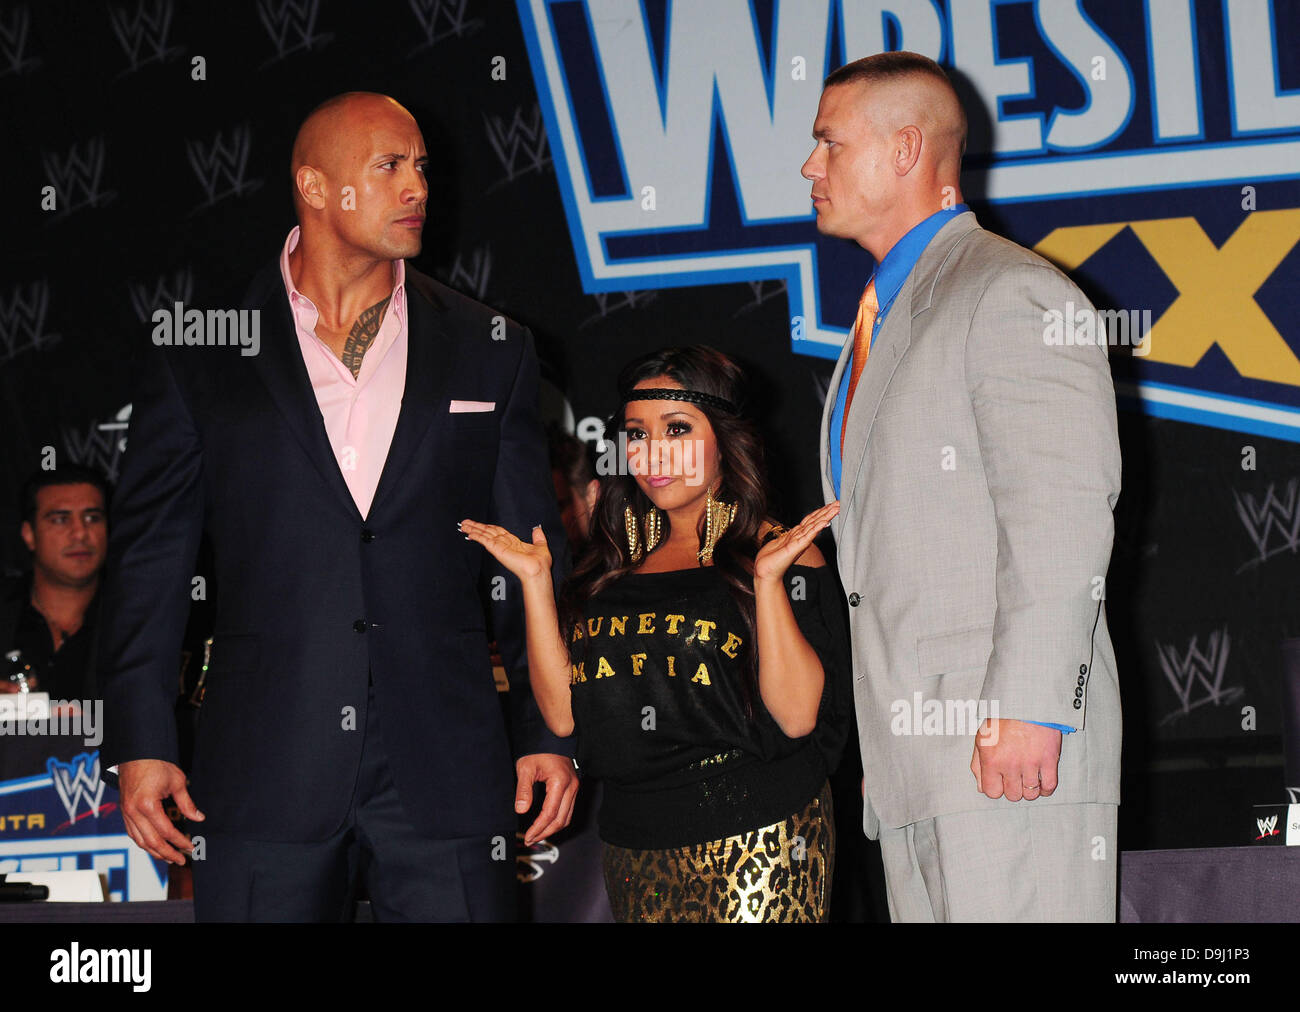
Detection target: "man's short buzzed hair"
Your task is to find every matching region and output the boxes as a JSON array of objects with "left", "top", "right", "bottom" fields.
[{"left": 825, "top": 51, "right": 967, "bottom": 157}]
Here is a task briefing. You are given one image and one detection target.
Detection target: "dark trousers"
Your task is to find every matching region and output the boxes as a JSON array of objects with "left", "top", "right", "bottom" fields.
[{"left": 191, "top": 679, "right": 516, "bottom": 922}]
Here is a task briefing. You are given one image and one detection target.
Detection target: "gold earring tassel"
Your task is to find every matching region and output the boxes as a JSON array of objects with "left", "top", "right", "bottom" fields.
[
  {"left": 698, "top": 482, "right": 737, "bottom": 565},
  {"left": 644, "top": 507, "right": 662, "bottom": 554},
  {"left": 625, "top": 504, "right": 643, "bottom": 563}
]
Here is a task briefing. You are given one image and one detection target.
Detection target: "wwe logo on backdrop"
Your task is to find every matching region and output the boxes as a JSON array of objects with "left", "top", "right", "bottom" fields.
[
  {"left": 485, "top": 104, "right": 550, "bottom": 186},
  {"left": 515, "top": 834, "right": 559, "bottom": 883},
  {"left": 107, "top": 0, "right": 183, "bottom": 73},
  {"left": 443, "top": 247, "right": 492, "bottom": 301},
  {"left": 406, "top": 0, "right": 481, "bottom": 53},
  {"left": 41, "top": 138, "right": 117, "bottom": 216},
  {"left": 257, "top": 0, "right": 332, "bottom": 64},
  {"left": 1156, "top": 626, "right": 1244, "bottom": 727},
  {"left": 187, "top": 125, "right": 263, "bottom": 208},
  {"left": 64, "top": 405, "right": 132, "bottom": 482},
  {"left": 98, "top": 404, "right": 134, "bottom": 462},
  {"left": 1255, "top": 815, "right": 1279, "bottom": 840},
  {"left": 128, "top": 269, "right": 194, "bottom": 323},
  {"left": 0, "top": 282, "right": 61, "bottom": 363},
  {"left": 1233, "top": 479, "right": 1300, "bottom": 571},
  {"left": 733, "top": 280, "right": 788, "bottom": 317},
  {"left": 580, "top": 290, "right": 658, "bottom": 329},
  {"left": 0, "top": 5, "right": 41, "bottom": 76},
  {"left": 48, "top": 753, "right": 107, "bottom": 823}
]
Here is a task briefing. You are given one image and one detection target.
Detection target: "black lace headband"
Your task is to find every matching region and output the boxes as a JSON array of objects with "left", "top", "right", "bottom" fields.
[{"left": 617, "top": 387, "right": 740, "bottom": 415}]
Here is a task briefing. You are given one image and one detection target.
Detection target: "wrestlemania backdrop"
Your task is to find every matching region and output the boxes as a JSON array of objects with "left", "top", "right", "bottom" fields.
[{"left": 4, "top": 0, "right": 1300, "bottom": 912}]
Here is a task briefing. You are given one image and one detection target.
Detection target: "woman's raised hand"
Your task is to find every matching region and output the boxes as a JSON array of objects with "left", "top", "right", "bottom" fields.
[
  {"left": 753, "top": 501, "right": 839, "bottom": 583},
  {"left": 459, "top": 520, "right": 553, "bottom": 583}
]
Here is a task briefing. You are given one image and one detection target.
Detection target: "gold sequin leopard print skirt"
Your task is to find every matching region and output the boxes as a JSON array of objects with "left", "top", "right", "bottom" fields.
[{"left": 602, "top": 781, "right": 835, "bottom": 923}]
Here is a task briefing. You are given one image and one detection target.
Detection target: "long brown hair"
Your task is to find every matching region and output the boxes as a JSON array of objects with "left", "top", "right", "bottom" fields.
[{"left": 558, "top": 346, "right": 770, "bottom": 715}]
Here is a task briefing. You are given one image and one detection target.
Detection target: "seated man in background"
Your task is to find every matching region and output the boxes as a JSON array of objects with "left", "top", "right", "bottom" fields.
[
  {"left": 1, "top": 466, "right": 108, "bottom": 790},
  {"left": 2, "top": 465, "right": 110, "bottom": 711}
]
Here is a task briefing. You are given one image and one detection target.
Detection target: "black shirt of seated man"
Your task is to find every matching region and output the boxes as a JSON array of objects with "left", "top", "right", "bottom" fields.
[
  {"left": 2, "top": 573, "right": 98, "bottom": 703},
  {"left": 0, "top": 574, "right": 102, "bottom": 783}
]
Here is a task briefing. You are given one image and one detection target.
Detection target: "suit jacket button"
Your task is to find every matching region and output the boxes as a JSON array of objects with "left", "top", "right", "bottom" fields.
[
  {"left": 848, "top": 592, "right": 861, "bottom": 606},
  {"left": 1073, "top": 698, "right": 1082, "bottom": 710},
  {"left": 361, "top": 528, "right": 375, "bottom": 543},
  {"left": 1077, "top": 675, "right": 1086, "bottom": 686},
  {"left": 353, "top": 619, "right": 368, "bottom": 633},
  {"left": 1074, "top": 687, "right": 1084, "bottom": 698},
  {"left": 1079, "top": 664, "right": 1087, "bottom": 675}
]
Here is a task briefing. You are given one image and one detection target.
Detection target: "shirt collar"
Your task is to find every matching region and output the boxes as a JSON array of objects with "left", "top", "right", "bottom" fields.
[{"left": 871, "top": 204, "right": 969, "bottom": 318}]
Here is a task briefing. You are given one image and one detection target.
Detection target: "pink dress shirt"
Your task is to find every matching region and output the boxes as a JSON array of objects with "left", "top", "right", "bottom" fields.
[{"left": 278, "top": 226, "right": 408, "bottom": 519}]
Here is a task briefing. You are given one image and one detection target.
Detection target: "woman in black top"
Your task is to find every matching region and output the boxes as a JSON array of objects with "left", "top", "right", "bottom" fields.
[{"left": 462, "top": 346, "right": 851, "bottom": 922}]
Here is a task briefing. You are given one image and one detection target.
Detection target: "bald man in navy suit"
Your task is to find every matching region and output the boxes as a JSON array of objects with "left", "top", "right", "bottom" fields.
[{"left": 98, "top": 93, "right": 578, "bottom": 921}]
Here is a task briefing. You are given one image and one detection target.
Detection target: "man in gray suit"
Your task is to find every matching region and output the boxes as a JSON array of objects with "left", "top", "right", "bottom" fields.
[{"left": 803, "top": 52, "right": 1122, "bottom": 921}]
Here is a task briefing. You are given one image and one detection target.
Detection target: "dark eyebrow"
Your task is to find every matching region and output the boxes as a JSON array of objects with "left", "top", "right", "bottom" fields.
[{"left": 377, "top": 152, "right": 429, "bottom": 162}]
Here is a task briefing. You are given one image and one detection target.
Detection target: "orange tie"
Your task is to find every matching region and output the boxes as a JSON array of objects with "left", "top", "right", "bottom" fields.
[{"left": 840, "top": 278, "right": 879, "bottom": 459}]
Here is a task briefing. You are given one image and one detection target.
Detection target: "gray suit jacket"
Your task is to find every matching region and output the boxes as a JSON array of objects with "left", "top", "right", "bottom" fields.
[{"left": 819, "top": 211, "right": 1122, "bottom": 838}]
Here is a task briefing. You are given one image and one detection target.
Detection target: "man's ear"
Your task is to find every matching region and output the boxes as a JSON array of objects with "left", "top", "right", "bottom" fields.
[
  {"left": 894, "top": 125, "right": 923, "bottom": 175},
  {"left": 295, "top": 165, "right": 329, "bottom": 212},
  {"left": 583, "top": 478, "right": 600, "bottom": 512},
  {"left": 19, "top": 521, "right": 35, "bottom": 553}
]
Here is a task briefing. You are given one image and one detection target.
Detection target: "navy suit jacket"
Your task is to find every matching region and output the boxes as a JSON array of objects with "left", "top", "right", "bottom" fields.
[{"left": 97, "top": 260, "right": 572, "bottom": 842}]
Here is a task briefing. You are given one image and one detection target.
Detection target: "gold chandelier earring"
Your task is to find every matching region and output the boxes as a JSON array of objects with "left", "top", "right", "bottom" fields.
[
  {"left": 624, "top": 503, "right": 643, "bottom": 563},
  {"left": 644, "top": 506, "right": 663, "bottom": 555},
  {"left": 699, "top": 479, "right": 738, "bottom": 565},
  {"left": 626, "top": 503, "right": 663, "bottom": 563}
]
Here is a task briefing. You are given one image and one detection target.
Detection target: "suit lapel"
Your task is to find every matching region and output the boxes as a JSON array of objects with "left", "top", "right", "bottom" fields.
[
  {"left": 838, "top": 211, "right": 980, "bottom": 513},
  {"left": 367, "top": 279, "right": 458, "bottom": 518},
  {"left": 838, "top": 277, "right": 914, "bottom": 511},
  {"left": 248, "top": 280, "right": 361, "bottom": 521}
]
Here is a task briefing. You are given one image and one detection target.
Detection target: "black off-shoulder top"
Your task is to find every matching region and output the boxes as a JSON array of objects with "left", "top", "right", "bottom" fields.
[{"left": 568, "top": 562, "right": 851, "bottom": 849}]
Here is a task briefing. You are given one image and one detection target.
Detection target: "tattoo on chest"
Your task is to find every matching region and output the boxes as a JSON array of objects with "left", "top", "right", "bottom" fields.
[{"left": 341, "top": 296, "right": 391, "bottom": 378}]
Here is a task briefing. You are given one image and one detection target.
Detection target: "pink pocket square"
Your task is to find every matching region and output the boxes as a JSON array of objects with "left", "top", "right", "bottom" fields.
[{"left": 449, "top": 400, "right": 496, "bottom": 413}]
